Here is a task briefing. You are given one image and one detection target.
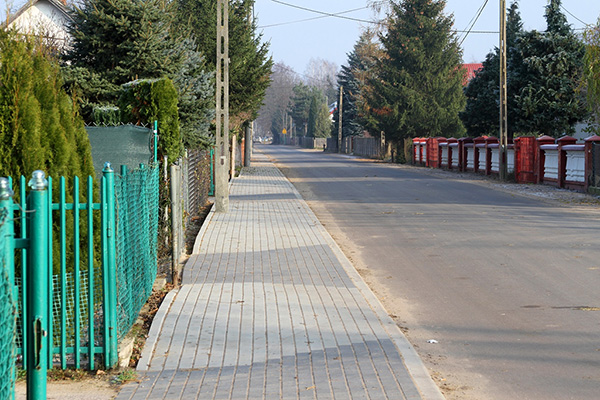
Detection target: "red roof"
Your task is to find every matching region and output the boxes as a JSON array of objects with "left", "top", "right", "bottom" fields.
[{"left": 463, "top": 63, "right": 483, "bottom": 85}]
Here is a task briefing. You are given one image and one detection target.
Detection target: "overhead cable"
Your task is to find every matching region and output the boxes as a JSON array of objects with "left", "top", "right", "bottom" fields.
[
  {"left": 270, "top": 0, "right": 377, "bottom": 24},
  {"left": 459, "top": 0, "right": 490, "bottom": 46},
  {"left": 559, "top": 4, "right": 590, "bottom": 27},
  {"left": 259, "top": 6, "right": 370, "bottom": 28}
]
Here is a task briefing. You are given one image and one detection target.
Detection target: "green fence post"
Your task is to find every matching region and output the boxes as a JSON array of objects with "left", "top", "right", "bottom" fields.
[
  {"left": 0, "top": 177, "right": 16, "bottom": 400},
  {"left": 101, "top": 163, "right": 118, "bottom": 368},
  {"left": 154, "top": 120, "right": 158, "bottom": 164},
  {"left": 26, "top": 171, "right": 49, "bottom": 400},
  {"left": 210, "top": 148, "right": 215, "bottom": 196},
  {"left": 0, "top": 178, "right": 15, "bottom": 295}
]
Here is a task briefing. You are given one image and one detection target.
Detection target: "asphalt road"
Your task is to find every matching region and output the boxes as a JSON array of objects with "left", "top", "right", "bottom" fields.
[{"left": 259, "top": 145, "right": 600, "bottom": 400}]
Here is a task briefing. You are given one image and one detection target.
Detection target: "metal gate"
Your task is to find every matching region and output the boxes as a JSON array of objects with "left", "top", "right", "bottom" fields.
[{"left": 0, "top": 165, "right": 119, "bottom": 397}]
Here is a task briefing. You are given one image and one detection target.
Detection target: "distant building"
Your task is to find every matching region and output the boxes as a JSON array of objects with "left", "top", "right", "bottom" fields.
[
  {"left": 463, "top": 63, "right": 483, "bottom": 86},
  {"left": 4, "top": 0, "right": 71, "bottom": 51}
]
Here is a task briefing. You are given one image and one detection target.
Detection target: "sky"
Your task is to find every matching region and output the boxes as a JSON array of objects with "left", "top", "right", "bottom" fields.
[
  {"left": 2, "top": 0, "right": 598, "bottom": 74},
  {"left": 254, "top": 0, "right": 600, "bottom": 74}
]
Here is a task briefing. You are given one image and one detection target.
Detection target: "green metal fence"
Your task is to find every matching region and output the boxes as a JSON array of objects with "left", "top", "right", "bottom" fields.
[
  {"left": 114, "top": 164, "right": 159, "bottom": 339},
  {"left": 0, "top": 162, "right": 159, "bottom": 396},
  {"left": 0, "top": 178, "right": 16, "bottom": 400},
  {"left": 7, "top": 169, "right": 117, "bottom": 379}
]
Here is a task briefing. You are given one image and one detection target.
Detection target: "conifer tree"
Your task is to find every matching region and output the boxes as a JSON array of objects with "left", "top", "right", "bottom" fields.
[
  {"left": 516, "top": 0, "right": 587, "bottom": 137},
  {"left": 307, "top": 89, "right": 330, "bottom": 138},
  {"left": 461, "top": 2, "right": 525, "bottom": 137},
  {"left": 171, "top": 37, "right": 215, "bottom": 149},
  {"left": 176, "top": 0, "right": 272, "bottom": 133},
  {"left": 369, "top": 0, "right": 465, "bottom": 143},
  {"left": 332, "top": 33, "right": 373, "bottom": 141},
  {"left": 290, "top": 83, "right": 313, "bottom": 135},
  {"left": 352, "top": 29, "right": 386, "bottom": 136},
  {"left": 0, "top": 31, "right": 93, "bottom": 180},
  {"left": 583, "top": 18, "right": 600, "bottom": 133},
  {"left": 63, "top": 0, "right": 176, "bottom": 120}
]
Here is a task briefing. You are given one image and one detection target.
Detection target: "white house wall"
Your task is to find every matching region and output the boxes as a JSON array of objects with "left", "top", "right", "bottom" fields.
[{"left": 9, "top": 1, "right": 69, "bottom": 44}]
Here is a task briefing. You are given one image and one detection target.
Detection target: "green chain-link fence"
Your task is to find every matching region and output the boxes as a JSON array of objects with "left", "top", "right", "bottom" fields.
[
  {"left": 0, "top": 196, "right": 16, "bottom": 399},
  {"left": 114, "top": 164, "right": 159, "bottom": 339}
]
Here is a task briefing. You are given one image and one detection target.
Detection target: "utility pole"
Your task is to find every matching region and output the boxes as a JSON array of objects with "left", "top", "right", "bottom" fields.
[
  {"left": 215, "top": 0, "right": 229, "bottom": 212},
  {"left": 338, "top": 85, "right": 343, "bottom": 153},
  {"left": 244, "top": 122, "right": 252, "bottom": 167},
  {"left": 499, "top": 0, "right": 508, "bottom": 180}
]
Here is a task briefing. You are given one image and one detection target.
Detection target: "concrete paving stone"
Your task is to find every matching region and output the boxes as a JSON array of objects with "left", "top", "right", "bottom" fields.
[
  {"left": 281, "top": 354, "right": 299, "bottom": 398},
  {"left": 229, "top": 365, "right": 251, "bottom": 399},
  {"left": 163, "top": 370, "right": 190, "bottom": 399},
  {"left": 246, "top": 362, "right": 266, "bottom": 399},
  {"left": 178, "top": 369, "right": 206, "bottom": 399},
  {"left": 122, "top": 371, "right": 161, "bottom": 399},
  {"left": 117, "top": 153, "right": 441, "bottom": 399},
  {"left": 144, "top": 370, "right": 176, "bottom": 400}
]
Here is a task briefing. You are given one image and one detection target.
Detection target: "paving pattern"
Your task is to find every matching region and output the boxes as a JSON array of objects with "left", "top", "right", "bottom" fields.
[{"left": 117, "top": 152, "right": 442, "bottom": 400}]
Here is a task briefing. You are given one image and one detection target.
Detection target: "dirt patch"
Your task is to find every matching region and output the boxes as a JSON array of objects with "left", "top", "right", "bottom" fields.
[
  {"left": 185, "top": 203, "right": 213, "bottom": 254},
  {"left": 16, "top": 369, "right": 119, "bottom": 400}
]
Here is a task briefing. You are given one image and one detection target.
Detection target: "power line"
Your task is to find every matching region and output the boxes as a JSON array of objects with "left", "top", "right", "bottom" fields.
[
  {"left": 266, "top": 0, "right": 497, "bottom": 35},
  {"left": 458, "top": 0, "right": 487, "bottom": 42},
  {"left": 259, "top": 6, "right": 370, "bottom": 29},
  {"left": 458, "top": 0, "right": 490, "bottom": 46},
  {"left": 270, "top": 0, "right": 377, "bottom": 24},
  {"left": 560, "top": 4, "right": 590, "bottom": 27}
]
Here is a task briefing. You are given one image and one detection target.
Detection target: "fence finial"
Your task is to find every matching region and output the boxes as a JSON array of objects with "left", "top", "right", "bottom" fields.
[
  {"left": 28, "top": 170, "right": 48, "bottom": 191},
  {"left": 0, "top": 177, "right": 14, "bottom": 200}
]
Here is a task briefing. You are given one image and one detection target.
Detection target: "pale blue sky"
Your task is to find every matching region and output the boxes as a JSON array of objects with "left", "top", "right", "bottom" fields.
[
  {"left": 3, "top": 0, "right": 599, "bottom": 73},
  {"left": 254, "top": 0, "right": 600, "bottom": 73}
]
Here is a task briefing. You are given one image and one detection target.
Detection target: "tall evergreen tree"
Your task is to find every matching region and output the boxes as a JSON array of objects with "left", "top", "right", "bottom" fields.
[
  {"left": 461, "top": 2, "right": 525, "bottom": 137},
  {"left": 583, "top": 18, "right": 600, "bottom": 133},
  {"left": 63, "top": 0, "right": 175, "bottom": 119},
  {"left": 290, "top": 83, "right": 313, "bottom": 136},
  {"left": 332, "top": 32, "right": 375, "bottom": 141},
  {"left": 306, "top": 89, "right": 330, "bottom": 138},
  {"left": 170, "top": 37, "right": 215, "bottom": 149},
  {"left": 516, "top": 0, "right": 587, "bottom": 137},
  {"left": 369, "top": 0, "right": 465, "bottom": 144},
  {"left": 352, "top": 29, "right": 386, "bottom": 136},
  {"left": 176, "top": 0, "right": 272, "bottom": 133},
  {"left": 0, "top": 31, "right": 93, "bottom": 180}
]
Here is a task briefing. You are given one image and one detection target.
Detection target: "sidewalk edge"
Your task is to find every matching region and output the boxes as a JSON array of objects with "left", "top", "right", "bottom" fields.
[{"left": 136, "top": 288, "right": 179, "bottom": 372}]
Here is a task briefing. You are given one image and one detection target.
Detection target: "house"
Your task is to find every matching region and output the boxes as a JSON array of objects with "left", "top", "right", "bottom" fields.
[
  {"left": 4, "top": 0, "right": 71, "bottom": 51},
  {"left": 463, "top": 63, "right": 483, "bottom": 85}
]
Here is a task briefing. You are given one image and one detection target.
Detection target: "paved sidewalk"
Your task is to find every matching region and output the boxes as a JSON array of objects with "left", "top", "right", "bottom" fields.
[{"left": 117, "top": 151, "right": 443, "bottom": 400}]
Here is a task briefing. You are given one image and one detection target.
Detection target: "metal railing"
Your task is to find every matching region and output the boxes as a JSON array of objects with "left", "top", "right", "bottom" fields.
[{"left": 0, "top": 162, "right": 160, "bottom": 396}]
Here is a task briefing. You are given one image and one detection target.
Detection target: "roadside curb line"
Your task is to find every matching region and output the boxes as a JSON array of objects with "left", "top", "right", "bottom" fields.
[{"left": 136, "top": 288, "right": 179, "bottom": 372}]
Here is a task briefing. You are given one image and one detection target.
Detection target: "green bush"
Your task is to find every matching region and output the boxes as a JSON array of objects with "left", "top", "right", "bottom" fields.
[
  {"left": 119, "top": 78, "right": 182, "bottom": 163},
  {"left": 92, "top": 105, "right": 121, "bottom": 126},
  {"left": 0, "top": 30, "right": 97, "bottom": 274}
]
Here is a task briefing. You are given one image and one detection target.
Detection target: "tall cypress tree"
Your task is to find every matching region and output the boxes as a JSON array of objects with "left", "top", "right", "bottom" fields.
[
  {"left": 370, "top": 0, "right": 465, "bottom": 143},
  {"left": 516, "top": 0, "right": 587, "bottom": 137},
  {"left": 0, "top": 31, "right": 94, "bottom": 180}
]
